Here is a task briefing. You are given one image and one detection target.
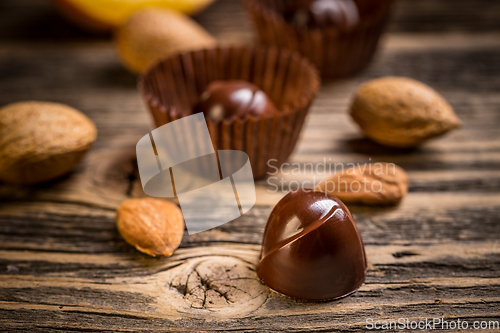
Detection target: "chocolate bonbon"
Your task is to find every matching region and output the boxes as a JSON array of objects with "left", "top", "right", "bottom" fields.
[
  {"left": 194, "top": 80, "right": 277, "bottom": 122},
  {"left": 257, "top": 189, "right": 367, "bottom": 301},
  {"left": 282, "top": 0, "right": 360, "bottom": 30},
  {"left": 245, "top": 0, "right": 394, "bottom": 78}
]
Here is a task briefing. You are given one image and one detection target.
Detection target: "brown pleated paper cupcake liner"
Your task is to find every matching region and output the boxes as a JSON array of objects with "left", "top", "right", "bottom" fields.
[
  {"left": 244, "top": 0, "right": 395, "bottom": 79},
  {"left": 139, "top": 46, "right": 320, "bottom": 179}
]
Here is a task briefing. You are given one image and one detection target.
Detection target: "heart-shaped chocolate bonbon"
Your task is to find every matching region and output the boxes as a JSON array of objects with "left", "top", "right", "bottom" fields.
[{"left": 257, "top": 189, "right": 367, "bottom": 301}]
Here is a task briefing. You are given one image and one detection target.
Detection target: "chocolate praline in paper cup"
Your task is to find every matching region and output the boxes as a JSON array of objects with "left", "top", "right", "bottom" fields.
[
  {"left": 244, "top": 0, "right": 395, "bottom": 79},
  {"left": 138, "top": 46, "right": 320, "bottom": 179}
]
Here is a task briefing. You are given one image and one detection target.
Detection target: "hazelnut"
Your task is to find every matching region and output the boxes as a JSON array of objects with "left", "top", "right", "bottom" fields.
[
  {"left": 116, "top": 198, "right": 184, "bottom": 257},
  {"left": 350, "top": 77, "right": 462, "bottom": 148}
]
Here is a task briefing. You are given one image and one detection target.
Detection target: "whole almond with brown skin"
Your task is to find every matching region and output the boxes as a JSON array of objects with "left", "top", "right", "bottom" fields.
[
  {"left": 315, "top": 162, "right": 408, "bottom": 206},
  {"left": 0, "top": 101, "right": 97, "bottom": 185},
  {"left": 350, "top": 77, "right": 462, "bottom": 148},
  {"left": 116, "top": 198, "right": 184, "bottom": 257},
  {"left": 115, "top": 8, "right": 216, "bottom": 73}
]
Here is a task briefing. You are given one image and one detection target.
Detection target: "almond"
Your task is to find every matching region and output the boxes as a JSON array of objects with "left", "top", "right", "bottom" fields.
[
  {"left": 350, "top": 77, "right": 462, "bottom": 148},
  {"left": 0, "top": 101, "right": 97, "bottom": 185},
  {"left": 116, "top": 198, "right": 184, "bottom": 257},
  {"left": 315, "top": 162, "right": 409, "bottom": 206},
  {"left": 115, "top": 8, "right": 217, "bottom": 73}
]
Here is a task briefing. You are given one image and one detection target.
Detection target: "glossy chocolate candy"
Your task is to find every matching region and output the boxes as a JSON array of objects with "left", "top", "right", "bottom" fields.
[
  {"left": 283, "top": 0, "right": 360, "bottom": 30},
  {"left": 257, "top": 189, "right": 367, "bottom": 301},
  {"left": 194, "top": 80, "right": 277, "bottom": 122}
]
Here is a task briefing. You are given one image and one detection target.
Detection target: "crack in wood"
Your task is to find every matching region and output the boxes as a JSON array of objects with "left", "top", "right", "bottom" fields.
[{"left": 164, "top": 256, "right": 269, "bottom": 315}]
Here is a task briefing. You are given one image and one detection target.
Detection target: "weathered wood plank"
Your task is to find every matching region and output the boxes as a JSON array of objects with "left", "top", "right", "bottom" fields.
[
  {"left": 0, "top": 284, "right": 498, "bottom": 332},
  {"left": 0, "top": 243, "right": 498, "bottom": 328},
  {"left": 1, "top": 0, "right": 500, "bottom": 44},
  {"left": 1, "top": 193, "right": 500, "bottom": 252},
  {"left": 0, "top": 232, "right": 499, "bottom": 280}
]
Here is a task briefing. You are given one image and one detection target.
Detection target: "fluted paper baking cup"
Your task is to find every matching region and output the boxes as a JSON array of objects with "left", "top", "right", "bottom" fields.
[
  {"left": 139, "top": 46, "right": 320, "bottom": 179},
  {"left": 244, "top": 0, "right": 394, "bottom": 79}
]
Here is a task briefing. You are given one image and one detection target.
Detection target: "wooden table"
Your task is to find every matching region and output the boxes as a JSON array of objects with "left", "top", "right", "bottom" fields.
[{"left": 1, "top": 0, "right": 499, "bottom": 331}]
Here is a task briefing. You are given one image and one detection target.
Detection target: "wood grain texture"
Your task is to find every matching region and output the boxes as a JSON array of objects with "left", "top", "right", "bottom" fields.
[{"left": 0, "top": 0, "right": 499, "bottom": 331}]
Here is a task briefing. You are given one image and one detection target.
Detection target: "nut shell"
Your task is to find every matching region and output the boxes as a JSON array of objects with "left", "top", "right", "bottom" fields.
[
  {"left": 115, "top": 8, "right": 216, "bottom": 73},
  {"left": 116, "top": 198, "right": 184, "bottom": 257},
  {"left": 316, "top": 162, "right": 408, "bottom": 206},
  {"left": 0, "top": 101, "right": 97, "bottom": 185},
  {"left": 350, "top": 77, "right": 462, "bottom": 147}
]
